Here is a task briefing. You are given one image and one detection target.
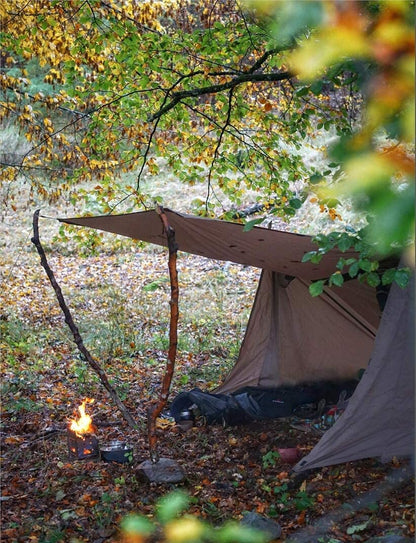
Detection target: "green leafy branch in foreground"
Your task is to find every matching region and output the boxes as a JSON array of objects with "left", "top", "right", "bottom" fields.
[
  {"left": 120, "top": 490, "right": 266, "bottom": 543},
  {"left": 301, "top": 230, "right": 411, "bottom": 297}
]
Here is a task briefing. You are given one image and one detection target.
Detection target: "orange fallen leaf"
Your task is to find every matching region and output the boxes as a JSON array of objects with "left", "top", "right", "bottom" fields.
[
  {"left": 297, "top": 510, "right": 306, "bottom": 525},
  {"left": 256, "top": 502, "right": 267, "bottom": 514},
  {"left": 4, "top": 436, "right": 24, "bottom": 445}
]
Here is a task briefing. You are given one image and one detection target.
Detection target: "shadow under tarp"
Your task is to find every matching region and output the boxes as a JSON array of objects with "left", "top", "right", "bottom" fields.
[{"left": 169, "top": 380, "right": 358, "bottom": 426}]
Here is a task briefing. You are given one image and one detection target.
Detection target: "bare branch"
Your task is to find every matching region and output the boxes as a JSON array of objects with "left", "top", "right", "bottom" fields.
[
  {"left": 206, "top": 88, "right": 235, "bottom": 212},
  {"left": 135, "top": 72, "right": 202, "bottom": 191},
  {"left": 149, "top": 69, "right": 292, "bottom": 122},
  {"left": 247, "top": 47, "right": 290, "bottom": 74},
  {"left": 31, "top": 210, "right": 138, "bottom": 432}
]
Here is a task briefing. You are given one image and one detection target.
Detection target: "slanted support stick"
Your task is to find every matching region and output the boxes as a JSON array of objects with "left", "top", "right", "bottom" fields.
[
  {"left": 147, "top": 206, "right": 179, "bottom": 463},
  {"left": 31, "top": 210, "right": 138, "bottom": 432}
]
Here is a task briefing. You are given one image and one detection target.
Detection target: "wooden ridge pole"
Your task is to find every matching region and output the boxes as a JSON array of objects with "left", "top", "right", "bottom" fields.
[
  {"left": 147, "top": 206, "right": 179, "bottom": 463},
  {"left": 31, "top": 210, "right": 138, "bottom": 432}
]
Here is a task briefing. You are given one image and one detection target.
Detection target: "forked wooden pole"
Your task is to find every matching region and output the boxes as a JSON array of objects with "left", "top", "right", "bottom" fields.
[
  {"left": 147, "top": 206, "right": 179, "bottom": 463},
  {"left": 31, "top": 210, "right": 138, "bottom": 432}
]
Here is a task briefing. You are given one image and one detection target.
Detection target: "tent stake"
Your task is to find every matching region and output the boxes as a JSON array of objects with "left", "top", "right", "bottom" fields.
[
  {"left": 31, "top": 210, "right": 138, "bottom": 432},
  {"left": 147, "top": 206, "right": 179, "bottom": 464}
]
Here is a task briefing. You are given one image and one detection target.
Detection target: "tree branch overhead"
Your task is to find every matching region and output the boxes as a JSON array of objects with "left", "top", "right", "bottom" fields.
[{"left": 149, "top": 69, "right": 293, "bottom": 121}]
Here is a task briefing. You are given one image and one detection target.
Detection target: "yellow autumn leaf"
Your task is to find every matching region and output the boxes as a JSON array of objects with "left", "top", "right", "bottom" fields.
[
  {"left": 156, "top": 417, "right": 175, "bottom": 430},
  {"left": 339, "top": 153, "right": 395, "bottom": 196},
  {"left": 289, "top": 27, "right": 371, "bottom": 80},
  {"left": 164, "top": 517, "right": 205, "bottom": 543},
  {"left": 328, "top": 208, "right": 341, "bottom": 221},
  {"left": 373, "top": 19, "right": 411, "bottom": 49}
]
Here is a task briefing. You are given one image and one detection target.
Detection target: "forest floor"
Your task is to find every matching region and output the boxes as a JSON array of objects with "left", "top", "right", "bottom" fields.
[{"left": 0, "top": 196, "right": 414, "bottom": 543}]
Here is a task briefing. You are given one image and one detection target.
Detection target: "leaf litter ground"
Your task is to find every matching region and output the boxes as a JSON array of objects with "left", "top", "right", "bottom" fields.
[{"left": 1, "top": 206, "right": 414, "bottom": 543}]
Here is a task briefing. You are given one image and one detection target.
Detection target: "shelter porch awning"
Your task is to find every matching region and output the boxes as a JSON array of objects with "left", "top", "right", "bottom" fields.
[{"left": 59, "top": 208, "right": 356, "bottom": 281}]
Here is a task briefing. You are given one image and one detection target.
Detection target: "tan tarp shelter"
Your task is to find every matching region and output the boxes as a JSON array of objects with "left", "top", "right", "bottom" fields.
[{"left": 59, "top": 208, "right": 414, "bottom": 471}]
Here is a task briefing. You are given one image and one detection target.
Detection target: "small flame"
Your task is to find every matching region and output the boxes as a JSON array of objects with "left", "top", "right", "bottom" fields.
[{"left": 69, "top": 398, "right": 94, "bottom": 437}]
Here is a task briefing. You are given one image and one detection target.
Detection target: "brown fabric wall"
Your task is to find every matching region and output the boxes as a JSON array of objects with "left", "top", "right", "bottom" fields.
[
  {"left": 273, "top": 277, "right": 377, "bottom": 384},
  {"left": 216, "top": 271, "right": 279, "bottom": 393},
  {"left": 217, "top": 271, "right": 379, "bottom": 393},
  {"left": 294, "top": 280, "right": 414, "bottom": 472}
]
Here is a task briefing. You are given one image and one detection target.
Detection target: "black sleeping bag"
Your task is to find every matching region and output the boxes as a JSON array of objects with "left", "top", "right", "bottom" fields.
[{"left": 169, "top": 380, "right": 358, "bottom": 426}]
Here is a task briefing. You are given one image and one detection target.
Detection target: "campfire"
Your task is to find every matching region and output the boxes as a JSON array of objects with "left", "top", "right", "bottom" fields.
[{"left": 67, "top": 398, "right": 99, "bottom": 460}]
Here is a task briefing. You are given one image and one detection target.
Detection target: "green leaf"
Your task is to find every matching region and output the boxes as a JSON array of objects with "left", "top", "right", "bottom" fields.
[
  {"left": 336, "top": 258, "right": 346, "bottom": 270},
  {"left": 358, "top": 259, "right": 373, "bottom": 272},
  {"left": 310, "top": 173, "right": 323, "bottom": 184},
  {"left": 294, "top": 491, "right": 315, "bottom": 511},
  {"left": 269, "top": 0, "right": 324, "bottom": 45},
  {"left": 366, "top": 271, "right": 380, "bottom": 287},
  {"left": 60, "top": 509, "right": 77, "bottom": 520},
  {"left": 346, "top": 520, "right": 370, "bottom": 535},
  {"left": 348, "top": 261, "right": 359, "bottom": 278},
  {"left": 295, "top": 86, "right": 310, "bottom": 97},
  {"left": 285, "top": 207, "right": 297, "bottom": 216},
  {"left": 309, "top": 280, "right": 325, "bottom": 297},
  {"left": 243, "top": 218, "right": 264, "bottom": 232},
  {"left": 217, "top": 521, "right": 267, "bottom": 543},
  {"left": 381, "top": 268, "right": 396, "bottom": 285},
  {"left": 394, "top": 268, "right": 410, "bottom": 289},
  {"left": 359, "top": 183, "right": 414, "bottom": 256},
  {"left": 310, "top": 252, "right": 324, "bottom": 264},
  {"left": 310, "top": 80, "right": 324, "bottom": 95},
  {"left": 313, "top": 233, "right": 329, "bottom": 248},
  {"left": 142, "top": 278, "right": 168, "bottom": 292},
  {"left": 329, "top": 272, "right": 344, "bottom": 287},
  {"left": 289, "top": 197, "right": 302, "bottom": 209},
  {"left": 262, "top": 450, "right": 280, "bottom": 468},
  {"left": 323, "top": 198, "right": 340, "bottom": 208},
  {"left": 121, "top": 514, "right": 155, "bottom": 536},
  {"left": 156, "top": 491, "right": 189, "bottom": 523},
  {"left": 337, "top": 234, "right": 353, "bottom": 252},
  {"left": 302, "top": 251, "right": 315, "bottom": 263}
]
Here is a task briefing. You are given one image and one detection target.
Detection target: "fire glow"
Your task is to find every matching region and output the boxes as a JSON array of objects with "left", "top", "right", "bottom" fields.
[
  {"left": 69, "top": 398, "right": 95, "bottom": 437},
  {"left": 67, "top": 398, "right": 98, "bottom": 460}
]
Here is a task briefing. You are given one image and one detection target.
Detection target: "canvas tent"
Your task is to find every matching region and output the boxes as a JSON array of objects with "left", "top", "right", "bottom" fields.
[{"left": 59, "top": 208, "right": 414, "bottom": 472}]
